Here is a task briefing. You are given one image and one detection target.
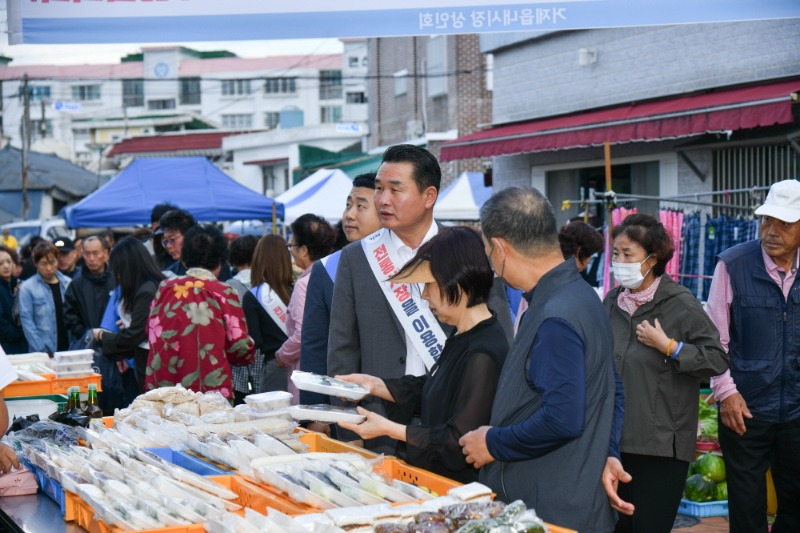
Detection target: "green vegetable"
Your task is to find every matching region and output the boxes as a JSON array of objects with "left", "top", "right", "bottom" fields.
[
  {"left": 698, "top": 398, "right": 719, "bottom": 437},
  {"left": 684, "top": 474, "right": 717, "bottom": 502},
  {"left": 715, "top": 480, "right": 728, "bottom": 501},
  {"left": 695, "top": 452, "right": 726, "bottom": 483}
]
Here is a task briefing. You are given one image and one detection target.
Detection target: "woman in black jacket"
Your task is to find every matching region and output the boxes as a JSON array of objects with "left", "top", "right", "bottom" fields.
[
  {"left": 93, "top": 237, "right": 164, "bottom": 392},
  {"left": 0, "top": 246, "right": 27, "bottom": 354}
]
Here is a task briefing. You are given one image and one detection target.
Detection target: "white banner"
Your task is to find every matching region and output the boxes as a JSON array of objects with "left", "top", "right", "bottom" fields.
[{"left": 8, "top": 0, "right": 800, "bottom": 45}]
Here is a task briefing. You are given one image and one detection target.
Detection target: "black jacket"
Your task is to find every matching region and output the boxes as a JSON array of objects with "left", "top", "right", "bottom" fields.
[
  {"left": 63, "top": 268, "right": 116, "bottom": 341},
  {"left": 0, "top": 277, "right": 28, "bottom": 354}
]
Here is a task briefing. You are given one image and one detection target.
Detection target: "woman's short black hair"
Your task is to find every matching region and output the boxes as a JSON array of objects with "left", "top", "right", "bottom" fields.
[
  {"left": 228, "top": 235, "right": 259, "bottom": 268},
  {"left": 181, "top": 224, "right": 228, "bottom": 271},
  {"left": 109, "top": 236, "right": 165, "bottom": 313},
  {"left": 559, "top": 221, "right": 604, "bottom": 262},
  {"left": 290, "top": 214, "right": 335, "bottom": 262},
  {"left": 612, "top": 214, "right": 674, "bottom": 276},
  {"left": 401, "top": 226, "right": 493, "bottom": 307}
]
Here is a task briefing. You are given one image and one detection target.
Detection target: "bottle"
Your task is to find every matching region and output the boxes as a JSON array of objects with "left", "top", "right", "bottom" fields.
[
  {"left": 64, "top": 386, "right": 77, "bottom": 411},
  {"left": 67, "top": 387, "right": 82, "bottom": 414},
  {"left": 83, "top": 384, "right": 103, "bottom": 422}
]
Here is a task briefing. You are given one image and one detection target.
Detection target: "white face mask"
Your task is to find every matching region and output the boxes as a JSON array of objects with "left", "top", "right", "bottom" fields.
[{"left": 612, "top": 254, "right": 653, "bottom": 290}]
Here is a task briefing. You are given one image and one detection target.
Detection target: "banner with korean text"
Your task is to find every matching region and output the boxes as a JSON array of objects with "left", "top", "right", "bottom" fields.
[{"left": 7, "top": 0, "right": 800, "bottom": 45}]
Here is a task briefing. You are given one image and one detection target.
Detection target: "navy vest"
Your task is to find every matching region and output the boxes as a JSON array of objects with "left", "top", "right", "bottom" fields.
[
  {"left": 481, "top": 261, "right": 617, "bottom": 533},
  {"left": 719, "top": 239, "right": 800, "bottom": 423}
]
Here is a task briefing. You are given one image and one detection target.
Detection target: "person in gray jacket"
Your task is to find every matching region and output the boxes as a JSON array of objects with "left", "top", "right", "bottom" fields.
[
  {"left": 460, "top": 186, "right": 621, "bottom": 533},
  {"left": 603, "top": 214, "right": 728, "bottom": 533}
]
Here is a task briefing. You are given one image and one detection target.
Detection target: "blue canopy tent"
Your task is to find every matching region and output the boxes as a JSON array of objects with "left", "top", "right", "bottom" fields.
[{"left": 64, "top": 157, "right": 283, "bottom": 228}]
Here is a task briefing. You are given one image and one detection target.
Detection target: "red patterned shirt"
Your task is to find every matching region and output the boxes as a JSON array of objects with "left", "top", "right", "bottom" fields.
[{"left": 146, "top": 268, "right": 254, "bottom": 398}]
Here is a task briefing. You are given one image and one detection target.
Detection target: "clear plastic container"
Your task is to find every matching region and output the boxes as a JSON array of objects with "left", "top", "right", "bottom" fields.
[
  {"left": 53, "top": 361, "right": 94, "bottom": 374},
  {"left": 53, "top": 350, "right": 95, "bottom": 364},
  {"left": 55, "top": 368, "right": 96, "bottom": 379},
  {"left": 244, "top": 391, "right": 293, "bottom": 411},
  {"left": 6, "top": 399, "right": 59, "bottom": 420}
]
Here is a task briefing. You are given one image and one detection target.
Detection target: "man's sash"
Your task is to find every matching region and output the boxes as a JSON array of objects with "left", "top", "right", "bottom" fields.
[
  {"left": 362, "top": 229, "right": 446, "bottom": 371},
  {"left": 250, "top": 282, "right": 289, "bottom": 336},
  {"left": 321, "top": 250, "right": 342, "bottom": 283}
]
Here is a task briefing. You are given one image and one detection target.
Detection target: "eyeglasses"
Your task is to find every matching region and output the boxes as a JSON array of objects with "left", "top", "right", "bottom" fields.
[
  {"left": 161, "top": 237, "right": 181, "bottom": 248},
  {"left": 286, "top": 244, "right": 299, "bottom": 249}
]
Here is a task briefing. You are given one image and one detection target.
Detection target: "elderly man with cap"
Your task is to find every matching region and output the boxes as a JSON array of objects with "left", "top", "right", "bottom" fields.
[
  {"left": 55, "top": 237, "right": 81, "bottom": 279},
  {"left": 706, "top": 179, "right": 800, "bottom": 533}
]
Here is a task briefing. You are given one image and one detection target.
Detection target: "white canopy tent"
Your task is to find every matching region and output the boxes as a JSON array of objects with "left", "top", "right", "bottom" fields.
[
  {"left": 434, "top": 172, "right": 492, "bottom": 221},
  {"left": 276, "top": 168, "right": 353, "bottom": 225}
]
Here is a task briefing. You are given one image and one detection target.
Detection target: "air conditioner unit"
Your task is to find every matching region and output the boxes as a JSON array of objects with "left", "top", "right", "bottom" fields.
[{"left": 405, "top": 120, "right": 425, "bottom": 140}]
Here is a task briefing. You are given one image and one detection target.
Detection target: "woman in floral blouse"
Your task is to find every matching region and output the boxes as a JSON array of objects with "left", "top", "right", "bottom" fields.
[{"left": 146, "top": 224, "right": 254, "bottom": 398}]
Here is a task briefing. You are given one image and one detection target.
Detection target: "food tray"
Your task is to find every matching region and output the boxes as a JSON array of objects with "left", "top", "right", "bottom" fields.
[
  {"left": 144, "top": 448, "right": 229, "bottom": 476},
  {"left": 287, "top": 404, "right": 366, "bottom": 424},
  {"left": 290, "top": 371, "right": 369, "bottom": 401},
  {"left": 678, "top": 498, "right": 729, "bottom": 517},
  {"left": 54, "top": 361, "right": 94, "bottom": 373},
  {"left": 54, "top": 350, "right": 94, "bottom": 363},
  {"left": 244, "top": 391, "right": 293, "bottom": 411},
  {"left": 23, "top": 459, "right": 77, "bottom": 521},
  {"left": 55, "top": 368, "right": 96, "bottom": 379}
]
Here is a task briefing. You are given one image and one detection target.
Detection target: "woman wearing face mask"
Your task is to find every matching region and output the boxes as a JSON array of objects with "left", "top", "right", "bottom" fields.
[{"left": 603, "top": 214, "right": 728, "bottom": 533}]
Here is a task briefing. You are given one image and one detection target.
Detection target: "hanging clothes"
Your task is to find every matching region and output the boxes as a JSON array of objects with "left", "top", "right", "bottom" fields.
[{"left": 679, "top": 212, "right": 702, "bottom": 298}]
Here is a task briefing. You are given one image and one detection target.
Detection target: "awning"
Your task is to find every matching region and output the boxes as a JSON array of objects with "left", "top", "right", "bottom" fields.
[
  {"left": 440, "top": 79, "right": 800, "bottom": 161},
  {"left": 244, "top": 157, "right": 289, "bottom": 166}
]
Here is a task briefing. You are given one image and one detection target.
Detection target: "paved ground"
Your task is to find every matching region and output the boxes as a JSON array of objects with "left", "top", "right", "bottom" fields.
[{"left": 672, "top": 514, "right": 730, "bottom": 531}]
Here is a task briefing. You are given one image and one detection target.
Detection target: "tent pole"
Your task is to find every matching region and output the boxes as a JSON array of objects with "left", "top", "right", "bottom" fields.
[{"left": 271, "top": 203, "right": 277, "bottom": 235}]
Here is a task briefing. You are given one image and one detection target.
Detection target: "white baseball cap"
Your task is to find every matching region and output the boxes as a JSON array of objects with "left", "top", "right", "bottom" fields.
[{"left": 754, "top": 179, "right": 800, "bottom": 223}]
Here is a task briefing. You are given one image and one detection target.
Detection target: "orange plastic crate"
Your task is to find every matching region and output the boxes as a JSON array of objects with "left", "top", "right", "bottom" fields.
[
  {"left": 2, "top": 373, "right": 102, "bottom": 397},
  {"left": 376, "top": 458, "right": 461, "bottom": 497},
  {"left": 298, "top": 430, "right": 379, "bottom": 459}
]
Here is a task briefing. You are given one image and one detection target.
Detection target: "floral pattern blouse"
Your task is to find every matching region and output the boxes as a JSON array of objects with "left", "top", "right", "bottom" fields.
[{"left": 145, "top": 268, "right": 254, "bottom": 398}]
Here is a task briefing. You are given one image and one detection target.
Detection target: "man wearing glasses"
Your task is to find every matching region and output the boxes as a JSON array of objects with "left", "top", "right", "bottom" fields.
[{"left": 707, "top": 179, "right": 800, "bottom": 533}]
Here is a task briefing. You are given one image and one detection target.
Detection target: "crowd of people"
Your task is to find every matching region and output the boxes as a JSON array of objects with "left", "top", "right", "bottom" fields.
[{"left": 0, "top": 144, "right": 797, "bottom": 533}]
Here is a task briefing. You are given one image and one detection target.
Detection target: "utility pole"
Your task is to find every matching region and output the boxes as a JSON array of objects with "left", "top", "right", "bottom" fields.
[{"left": 21, "top": 74, "right": 30, "bottom": 220}]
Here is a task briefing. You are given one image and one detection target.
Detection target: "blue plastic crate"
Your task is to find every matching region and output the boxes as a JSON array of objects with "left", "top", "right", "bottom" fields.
[
  {"left": 23, "top": 460, "right": 68, "bottom": 518},
  {"left": 143, "top": 447, "right": 228, "bottom": 475},
  {"left": 678, "top": 498, "right": 729, "bottom": 517}
]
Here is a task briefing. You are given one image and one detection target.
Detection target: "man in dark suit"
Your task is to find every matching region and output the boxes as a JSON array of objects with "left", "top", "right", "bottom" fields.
[
  {"left": 300, "top": 173, "right": 381, "bottom": 407},
  {"left": 327, "top": 145, "right": 514, "bottom": 454}
]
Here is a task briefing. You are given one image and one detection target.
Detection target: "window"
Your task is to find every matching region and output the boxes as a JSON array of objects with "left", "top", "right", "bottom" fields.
[
  {"left": 264, "top": 112, "right": 280, "bottom": 129},
  {"left": 320, "top": 106, "right": 342, "bottom": 124},
  {"left": 348, "top": 56, "right": 359, "bottom": 68},
  {"left": 147, "top": 99, "right": 176, "bottom": 110},
  {"left": 426, "top": 36, "right": 447, "bottom": 97},
  {"left": 73, "top": 128, "right": 90, "bottom": 139},
  {"left": 122, "top": 79, "right": 144, "bottom": 107},
  {"left": 264, "top": 77, "right": 297, "bottom": 94},
  {"left": 346, "top": 92, "right": 367, "bottom": 104},
  {"left": 30, "top": 119, "right": 53, "bottom": 140},
  {"left": 71, "top": 85, "right": 101, "bottom": 101},
  {"left": 222, "top": 114, "right": 253, "bottom": 129},
  {"left": 18, "top": 85, "right": 51, "bottom": 102},
  {"left": 180, "top": 77, "right": 201, "bottom": 105},
  {"left": 221, "top": 79, "right": 251, "bottom": 96},
  {"left": 393, "top": 69, "right": 408, "bottom": 96},
  {"left": 319, "top": 70, "right": 342, "bottom": 100}
]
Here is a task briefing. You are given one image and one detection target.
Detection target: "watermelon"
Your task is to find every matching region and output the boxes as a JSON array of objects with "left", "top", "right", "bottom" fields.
[
  {"left": 684, "top": 474, "right": 717, "bottom": 502},
  {"left": 694, "top": 452, "right": 726, "bottom": 483},
  {"left": 715, "top": 480, "right": 728, "bottom": 501},
  {"left": 686, "top": 462, "right": 696, "bottom": 478}
]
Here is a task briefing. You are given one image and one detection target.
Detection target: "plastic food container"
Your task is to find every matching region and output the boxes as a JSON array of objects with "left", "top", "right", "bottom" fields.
[
  {"left": 54, "top": 361, "right": 94, "bottom": 374},
  {"left": 6, "top": 399, "right": 59, "bottom": 420},
  {"left": 54, "top": 369, "right": 96, "bottom": 379},
  {"left": 290, "top": 371, "right": 369, "bottom": 401},
  {"left": 53, "top": 351, "right": 94, "bottom": 364},
  {"left": 244, "top": 391, "right": 293, "bottom": 411}
]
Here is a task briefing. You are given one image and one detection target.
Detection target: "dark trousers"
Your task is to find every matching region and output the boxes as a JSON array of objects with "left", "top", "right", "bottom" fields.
[
  {"left": 719, "top": 416, "right": 800, "bottom": 533},
  {"left": 614, "top": 453, "right": 689, "bottom": 533}
]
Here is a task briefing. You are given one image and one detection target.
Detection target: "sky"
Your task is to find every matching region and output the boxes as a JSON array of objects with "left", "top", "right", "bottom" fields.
[{"left": 0, "top": 0, "right": 343, "bottom": 65}]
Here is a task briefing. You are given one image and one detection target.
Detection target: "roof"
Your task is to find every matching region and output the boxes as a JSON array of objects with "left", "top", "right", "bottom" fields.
[
  {"left": 441, "top": 78, "right": 800, "bottom": 161},
  {"left": 0, "top": 144, "right": 98, "bottom": 196},
  {"left": 107, "top": 130, "right": 254, "bottom": 157}
]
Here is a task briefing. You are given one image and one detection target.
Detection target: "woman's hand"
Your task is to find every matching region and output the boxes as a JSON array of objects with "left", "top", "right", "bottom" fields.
[
  {"left": 338, "top": 407, "right": 405, "bottom": 441},
  {"left": 635, "top": 318, "right": 671, "bottom": 355},
  {"left": 92, "top": 328, "right": 107, "bottom": 342},
  {"left": 0, "top": 443, "right": 19, "bottom": 474},
  {"left": 336, "top": 374, "right": 392, "bottom": 402}
]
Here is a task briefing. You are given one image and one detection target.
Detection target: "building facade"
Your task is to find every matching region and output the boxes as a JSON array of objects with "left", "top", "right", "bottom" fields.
[{"left": 441, "top": 20, "right": 800, "bottom": 228}]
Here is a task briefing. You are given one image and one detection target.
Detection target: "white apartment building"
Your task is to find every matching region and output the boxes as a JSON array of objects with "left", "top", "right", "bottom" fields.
[{"left": 0, "top": 43, "right": 369, "bottom": 190}]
